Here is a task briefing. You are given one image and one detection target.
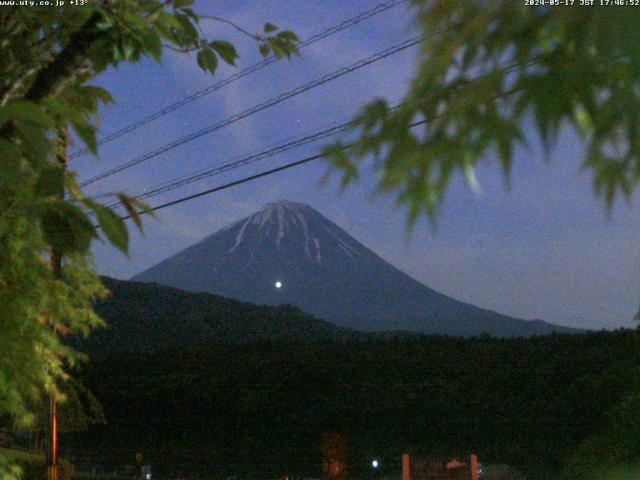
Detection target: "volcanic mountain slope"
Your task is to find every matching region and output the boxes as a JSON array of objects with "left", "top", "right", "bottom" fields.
[{"left": 132, "top": 201, "right": 577, "bottom": 336}]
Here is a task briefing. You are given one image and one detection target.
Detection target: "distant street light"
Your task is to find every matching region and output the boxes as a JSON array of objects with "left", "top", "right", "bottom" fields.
[
  {"left": 275, "top": 281, "right": 282, "bottom": 289},
  {"left": 372, "top": 460, "right": 379, "bottom": 469}
]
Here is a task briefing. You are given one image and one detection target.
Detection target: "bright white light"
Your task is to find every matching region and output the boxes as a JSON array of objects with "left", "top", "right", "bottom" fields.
[
  {"left": 372, "top": 460, "right": 379, "bottom": 469},
  {"left": 275, "top": 281, "right": 282, "bottom": 289}
]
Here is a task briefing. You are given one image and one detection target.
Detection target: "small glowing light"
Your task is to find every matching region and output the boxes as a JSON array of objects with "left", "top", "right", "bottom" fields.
[
  {"left": 275, "top": 281, "right": 282, "bottom": 289},
  {"left": 146, "top": 475, "right": 151, "bottom": 480},
  {"left": 372, "top": 460, "right": 379, "bottom": 469}
]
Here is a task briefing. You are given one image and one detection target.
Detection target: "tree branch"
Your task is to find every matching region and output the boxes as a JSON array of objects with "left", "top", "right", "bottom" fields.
[
  {"left": 24, "top": 11, "right": 105, "bottom": 102},
  {"left": 162, "top": 43, "right": 198, "bottom": 53},
  {"left": 0, "top": 10, "right": 107, "bottom": 138},
  {"left": 197, "top": 14, "right": 261, "bottom": 41}
]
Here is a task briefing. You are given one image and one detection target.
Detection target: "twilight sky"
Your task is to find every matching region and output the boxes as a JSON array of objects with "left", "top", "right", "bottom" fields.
[{"left": 74, "top": 0, "right": 640, "bottom": 331}]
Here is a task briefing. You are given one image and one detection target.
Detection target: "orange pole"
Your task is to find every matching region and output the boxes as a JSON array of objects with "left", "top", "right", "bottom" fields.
[
  {"left": 47, "top": 392, "right": 58, "bottom": 480},
  {"left": 402, "top": 454, "right": 410, "bottom": 480},
  {"left": 51, "top": 396, "right": 57, "bottom": 465},
  {"left": 47, "top": 128, "right": 67, "bottom": 480},
  {"left": 470, "top": 454, "right": 478, "bottom": 480}
]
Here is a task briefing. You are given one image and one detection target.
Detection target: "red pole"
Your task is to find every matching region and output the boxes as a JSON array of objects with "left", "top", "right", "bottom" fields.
[
  {"left": 402, "top": 454, "right": 410, "bottom": 480},
  {"left": 470, "top": 455, "right": 478, "bottom": 480},
  {"left": 47, "top": 392, "right": 58, "bottom": 480},
  {"left": 47, "top": 127, "right": 67, "bottom": 480}
]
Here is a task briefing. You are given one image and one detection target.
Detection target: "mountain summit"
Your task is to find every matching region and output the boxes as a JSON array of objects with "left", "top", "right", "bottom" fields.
[{"left": 132, "top": 201, "right": 576, "bottom": 336}]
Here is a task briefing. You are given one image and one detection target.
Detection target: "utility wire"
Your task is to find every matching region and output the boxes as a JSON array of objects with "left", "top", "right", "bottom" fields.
[
  {"left": 70, "top": 0, "right": 408, "bottom": 159},
  {"left": 107, "top": 58, "right": 534, "bottom": 224},
  {"left": 115, "top": 117, "right": 430, "bottom": 223},
  {"left": 100, "top": 118, "right": 356, "bottom": 211},
  {"left": 98, "top": 98, "right": 404, "bottom": 212},
  {"left": 134, "top": 114, "right": 360, "bottom": 193},
  {"left": 122, "top": 153, "right": 328, "bottom": 221},
  {"left": 79, "top": 33, "right": 433, "bottom": 188},
  {"left": 100, "top": 57, "right": 531, "bottom": 212}
]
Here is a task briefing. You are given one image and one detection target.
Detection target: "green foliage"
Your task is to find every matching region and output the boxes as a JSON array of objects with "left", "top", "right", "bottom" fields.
[
  {"left": 0, "top": 213, "right": 106, "bottom": 421},
  {"left": 327, "top": 1, "right": 640, "bottom": 222},
  {"left": 25, "top": 378, "right": 106, "bottom": 435},
  {"left": 0, "top": 2, "right": 299, "bottom": 478},
  {"left": 0, "top": 448, "right": 41, "bottom": 480},
  {"left": 197, "top": 47, "right": 219, "bottom": 75},
  {"left": 259, "top": 28, "right": 300, "bottom": 59},
  {"left": 0, "top": 448, "right": 73, "bottom": 480},
  {"left": 116, "top": 193, "right": 155, "bottom": 233},
  {"left": 39, "top": 201, "right": 97, "bottom": 255},
  {"left": 263, "top": 22, "right": 278, "bottom": 34},
  {"left": 209, "top": 41, "right": 238, "bottom": 66},
  {"left": 82, "top": 200, "right": 128, "bottom": 255}
]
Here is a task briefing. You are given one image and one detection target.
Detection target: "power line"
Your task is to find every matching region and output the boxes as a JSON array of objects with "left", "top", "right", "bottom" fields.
[
  {"left": 100, "top": 57, "right": 530, "bottom": 212},
  {"left": 99, "top": 101, "right": 405, "bottom": 212},
  {"left": 98, "top": 101, "right": 408, "bottom": 212},
  {"left": 115, "top": 117, "right": 428, "bottom": 223},
  {"left": 108, "top": 58, "right": 533, "bottom": 224},
  {"left": 121, "top": 152, "right": 327, "bottom": 221},
  {"left": 70, "top": 0, "right": 408, "bottom": 160},
  {"left": 79, "top": 33, "right": 432, "bottom": 188},
  {"left": 147, "top": 118, "right": 351, "bottom": 191},
  {"left": 100, "top": 117, "right": 356, "bottom": 212}
]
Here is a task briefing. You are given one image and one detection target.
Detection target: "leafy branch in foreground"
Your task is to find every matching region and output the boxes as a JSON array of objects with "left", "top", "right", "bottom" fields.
[
  {"left": 325, "top": 1, "right": 640, "bottom": 223},
  {"left": 0, "top": 1, "right": 299, "bottom": 477}
]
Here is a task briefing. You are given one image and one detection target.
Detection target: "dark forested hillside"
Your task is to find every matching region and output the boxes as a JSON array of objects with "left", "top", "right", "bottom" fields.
[
  {"left": 84, "top": 277, "right": 362, "bottom": 353},
  {"left": 67, "top": 330, "right": 640, "bottom": 479}
]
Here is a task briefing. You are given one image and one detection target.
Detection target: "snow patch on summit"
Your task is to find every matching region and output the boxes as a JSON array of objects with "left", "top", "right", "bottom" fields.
[
  {"left": 222, "top": 200, "right": 363, "bottom": 264},
  {"left": 275, "top": 204, "right": 288, "bottom": 247},
  {"left": 249, "top": 208, "right": 274, "bottom": 229},
  {"left": 228, "top": 218, "right": 251, "bottom": 254},
  {"left": 319, "top": 220, "right": 362, "bottom": 260},
  {"left": 313, "top": 238, "right": 322, "bottom": 263},
  {"left": 291, "top": 209, "right": 312, "bottom": 259}
]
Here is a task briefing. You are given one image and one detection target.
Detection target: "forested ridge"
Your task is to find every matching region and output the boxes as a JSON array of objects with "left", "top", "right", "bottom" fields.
[
  {"left": 67, "top": 330, "right": 640, "bottom": 479},
  {"left": 84, "top": 277, "right": 362, "bottom": 353}
]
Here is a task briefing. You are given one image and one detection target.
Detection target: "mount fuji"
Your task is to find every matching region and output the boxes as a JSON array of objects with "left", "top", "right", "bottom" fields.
[{"left": 132, "top": 201, "right": 577, "bottom": 336}]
